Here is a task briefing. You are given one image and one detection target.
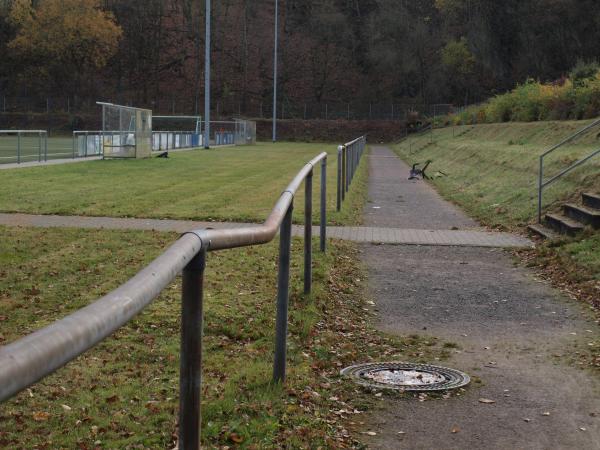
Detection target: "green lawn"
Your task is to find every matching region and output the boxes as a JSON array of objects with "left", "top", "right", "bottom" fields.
[
  {"left": 0, "top": 142, "right": 367, "bottom": 225},
  {"left": 0, "top": 226, "right": 449, "bottom": 448}
]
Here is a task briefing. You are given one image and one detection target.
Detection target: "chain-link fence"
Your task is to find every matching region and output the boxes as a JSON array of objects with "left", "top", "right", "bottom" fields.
[{"left": 0, "top": 96, "right": 454, "bottom": 121}]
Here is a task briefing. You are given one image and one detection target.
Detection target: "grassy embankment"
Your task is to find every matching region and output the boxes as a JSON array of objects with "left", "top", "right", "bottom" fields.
[
  {"left": 0, "top": 226, "right": 451, "bottom": 448},
  {"left": 0, "top": 142, "right": 367, "bottom": 226},
  {"left": 393, "top": 120, "right": 600, "bottom": 296}
]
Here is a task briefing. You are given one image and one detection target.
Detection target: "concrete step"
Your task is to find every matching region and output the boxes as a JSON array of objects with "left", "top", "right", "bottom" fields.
[
  {"left": 563, "top": 203, "right": 600, "bottom": 229},
  {"left": 544, "top": 213, "right": 585, "bottom": 236},
  {"left": 528, "top": 223, "right": 559, "bottom": 240},
  {"left": 582, "top": 192, "right": 600, "bottom": 211}
]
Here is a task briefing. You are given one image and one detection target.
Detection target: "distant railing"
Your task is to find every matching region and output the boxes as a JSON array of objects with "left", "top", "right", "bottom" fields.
[
  {"left": 0, "top": 149, "right": 350, "bottom": 449},
  {"left": 0, "top": 130, "right": 47, "bottom": 164},
  {"left": 537, "top": 118, "right": 600, "bottom": 223},
  {"left": 337, "top": 135, "right": 367, "bottom": 211}
]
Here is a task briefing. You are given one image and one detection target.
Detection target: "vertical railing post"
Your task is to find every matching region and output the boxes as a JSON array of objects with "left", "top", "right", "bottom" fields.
[
  {"left": 17, "top": 132, "right": 21, "bottom": 164},
  {"left": 72, "top": 133, "right": 76, "bottom": 159},
  {"left": 38, "top": 132, "right": 42, "bottom": 162},
  {"left": 179, "top": 246, "right": 207, "bottom": 450},
  {"left": 320, "top": 157, "right": 327, "bottom": 252},
  {"left": 337, "top": 146, "right": 343, "bottom": 211},
  {"left": 304, "top": 171, "right": 313, "bottom": 295},
  {"left": 538, "top": 156, "right": 544, "bottom": 224},
  {"left": 342, "top": 145, "right": 348, "bottom": 201},
  {"left": 44, "top": 133, "right": 48, "bottom": 161},
  {"left": 344, "top": 145, "right": 349, "bottom": 194},
  {"left": 273, "top": 203, "right": 293, "bottom": 383}
]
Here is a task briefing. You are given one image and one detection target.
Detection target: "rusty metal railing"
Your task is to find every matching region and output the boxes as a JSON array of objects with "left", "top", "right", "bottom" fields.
[
  {"left": 0, "top": 151, "right": 340, "bottom": 449},
  {"left": 336, "top": 135, "right": 367, "bottom": 211}
]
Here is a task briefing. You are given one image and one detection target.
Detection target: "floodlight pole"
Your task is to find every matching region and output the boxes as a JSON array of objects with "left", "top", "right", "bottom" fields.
[
  {"left": 204, "top": 0, "right": 211, "bottom": 149},
  {"left": 272, "top": 0, "right": 278, "bottom": 143}
]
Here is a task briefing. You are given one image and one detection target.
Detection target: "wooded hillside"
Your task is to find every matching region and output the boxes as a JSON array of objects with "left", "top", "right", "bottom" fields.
[{"left": 1, "top": 0, "right": 600, "bottom": 115}]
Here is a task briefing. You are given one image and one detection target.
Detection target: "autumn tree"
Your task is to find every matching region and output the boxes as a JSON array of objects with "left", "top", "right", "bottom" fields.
[{"left": 8, "top": 0, "right": 122, "bottom": 95}]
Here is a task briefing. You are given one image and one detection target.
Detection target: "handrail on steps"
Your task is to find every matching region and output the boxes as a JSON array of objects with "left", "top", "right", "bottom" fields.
[{"left": 537, "top": 118, "right": 600, "bottom": 223}]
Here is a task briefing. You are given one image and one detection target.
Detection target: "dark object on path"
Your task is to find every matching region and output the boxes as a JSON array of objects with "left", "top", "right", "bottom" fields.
[
  {"left": 408, "top": 160, "right": 432, "bottom": 180},
  {"left": 156, "top": 151, "right": 169, "bottom": 158}
]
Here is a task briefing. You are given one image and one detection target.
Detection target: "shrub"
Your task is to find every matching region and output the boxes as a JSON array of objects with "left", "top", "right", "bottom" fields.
[{"left": 446, "top": 65, "right": 600, "bottom": 125}]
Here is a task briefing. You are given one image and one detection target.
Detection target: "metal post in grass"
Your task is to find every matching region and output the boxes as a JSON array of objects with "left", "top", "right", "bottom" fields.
[
  {"left": 337, "top": 146, "right": 342, "bottom": 211},
  {"left": 341, "top": 146, "right": 346, "bottom": 201},
  {"left": 45, "top": 133, "right": 48, "bottom": 161},
  {"left": 538, "top": 156, "right": 544, "bottom": 224},
  {"left": 320, "top": 157, "right": 327, "bottom": 252},
  {"left": 38, "top": 132, "right": 42, "bottom": 162},
  {"left": 304, "top": 170, "right": 313, "bottom": 295},
  {"left": 179, "top": 246, "right": 207, "bottom": 450},
  {"left": 273, "top": 203, "right": 293, "bottom": 383},
  {"left": 204, "top": 0, "right": 211, "bottom": 149},
  {"left": 72, "top": 133, "right": 76, "bottom": 159},
  {"left": 345, "top": 146, "right": 350, "bottom": 193},
  {"left": 17, "top": 131, "right": 21, "bottom": 164}
]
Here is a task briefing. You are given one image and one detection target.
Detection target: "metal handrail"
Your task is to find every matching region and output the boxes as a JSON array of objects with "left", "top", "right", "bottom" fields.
[
  {"left": 537, "top": 118, "right": 600, "bottom": 223},
  {"left": 336, "top": 135, "right": 367, "bottom": 211},
  {"left": 0, "top": 151, "right": 329, "bottom": 450}
]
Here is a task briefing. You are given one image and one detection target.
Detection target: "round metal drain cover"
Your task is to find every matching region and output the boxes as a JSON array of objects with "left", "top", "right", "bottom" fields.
[{"left": 341, "top": 362, "right": 470, "bottom": 392}]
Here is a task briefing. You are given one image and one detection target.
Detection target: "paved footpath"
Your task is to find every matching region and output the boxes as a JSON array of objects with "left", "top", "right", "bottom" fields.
[
  {"left": 360, "top": 147, "right": 600, "bottom": 449},
  {"left": 0, "top": 216, "right": 531, "bottom": 249}
]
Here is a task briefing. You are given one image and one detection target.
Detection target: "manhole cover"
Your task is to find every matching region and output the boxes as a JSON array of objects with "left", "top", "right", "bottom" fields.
[{"left": 341, "top": 362, "right": 470, "bottom": 392}]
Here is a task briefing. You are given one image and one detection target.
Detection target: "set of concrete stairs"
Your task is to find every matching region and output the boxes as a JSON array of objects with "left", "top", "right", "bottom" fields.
[{"left": 529, "top": 192, "right": 600, "bottom": 239}]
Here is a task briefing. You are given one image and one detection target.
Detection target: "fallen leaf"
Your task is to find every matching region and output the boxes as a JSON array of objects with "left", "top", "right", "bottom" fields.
[
  {"left": 61, "top": 404, "right": 72, "bottom": 412},
  {"left": 363, "top": 431, "right": 377, "bottom": 436},
  {"left": 229, "top": 433, "right": 244, "bottom": 443},
  {"left": 478, "top": 398, "right": 496, "bottom": 404},
  {"left": 32, "top": 411, "right": 50, "bottom": 421},
  {"left": 451, "top": 426, "right": 460, "bottom": 434}
]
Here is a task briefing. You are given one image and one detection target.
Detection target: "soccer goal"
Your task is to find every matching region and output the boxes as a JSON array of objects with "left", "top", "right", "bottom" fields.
[{"left": 98, "top": 102, "right": 152, "bottom": 159}]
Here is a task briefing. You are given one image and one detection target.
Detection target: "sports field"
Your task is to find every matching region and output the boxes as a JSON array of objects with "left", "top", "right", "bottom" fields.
[
  {"left": 0, "top": 135, "right": 76, "bottom": 163},
  {"left": 0, "top": 141, "right": 367, "bottom": 225}
]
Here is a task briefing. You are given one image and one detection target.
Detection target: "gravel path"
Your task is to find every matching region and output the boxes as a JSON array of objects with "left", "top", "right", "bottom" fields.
[{"left": 359, "top": 147, "right": 600, "bottom": 449}]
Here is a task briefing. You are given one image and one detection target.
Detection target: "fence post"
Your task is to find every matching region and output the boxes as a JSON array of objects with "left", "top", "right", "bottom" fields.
[
  {"left": 179, "top": 246, "right": 207, "bottom": 450},
  {"left": 345, "top": 146, "right": 350, "bottom": 193},
  {"left": 17, "top": 132, "right": 21, "bottom": 164},
  {"left": 72, "top": 133, "right": 76, "bottom": 159},
  {"left": 38, "top": 132, "right": 42, "bottom": 162},
  {"left": 273, "top": 203, "right": 293, "bottom": 383},
  {"left": 538, "top": 156, "right": 544, "bottom": 224},
  {"left": 342, "top": 146, "right": 347, "bottom": 200},
  {"left": 304, "top": 170, "right": 313, "bottom": 295},
  {"left": 337, "top": 146, "right": 342, "bottom": 211},
  {"left": 320, "top": 157, "right": 327, "bottom": 252}
]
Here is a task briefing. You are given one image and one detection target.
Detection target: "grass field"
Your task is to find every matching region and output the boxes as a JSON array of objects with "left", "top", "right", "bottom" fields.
[
  {"left": 0, "top": 142, "right": 367, "bottom": 225},
  {"left": 0, "top": 135, "right": 76, "bottom": 163},
  {"left": 0, "top": 226, "right": 450, "bottom": 448},
  {"left": 393, "top": 120, "right": 600, "bottom": 288}
]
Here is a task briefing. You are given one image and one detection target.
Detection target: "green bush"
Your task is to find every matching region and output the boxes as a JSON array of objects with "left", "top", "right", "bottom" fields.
[{"left": 448, "top": 65, "right": 600, "bottom": 125}]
